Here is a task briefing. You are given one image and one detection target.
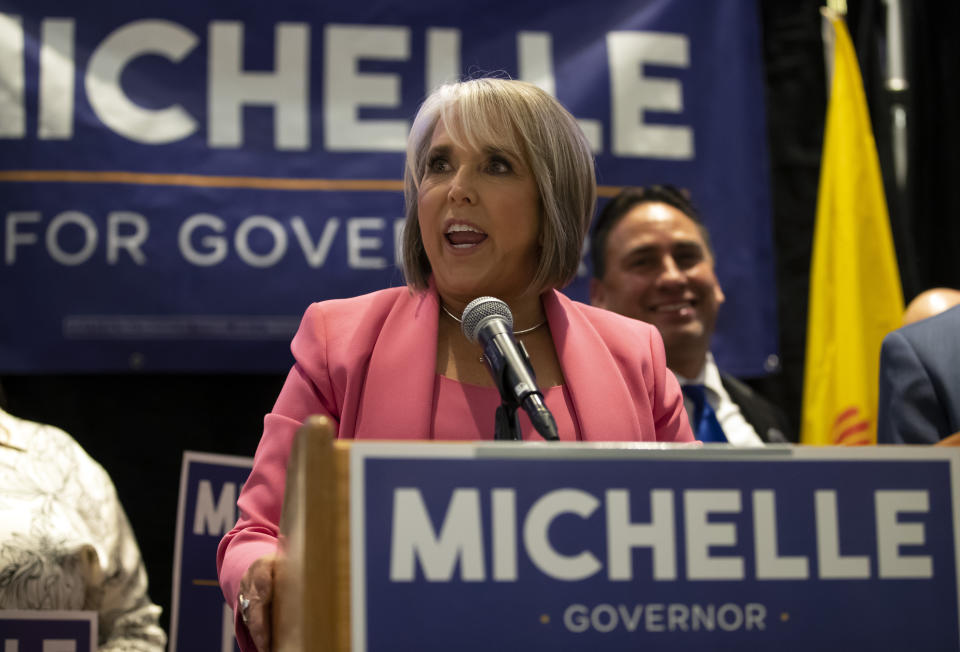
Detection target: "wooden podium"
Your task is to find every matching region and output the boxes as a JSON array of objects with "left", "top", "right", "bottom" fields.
[
  {"left": 268, "top": 420, "right": 960, "bottom": 652},
  {"left": 273, "top": 416, "right": 351, "bottom": 652}
]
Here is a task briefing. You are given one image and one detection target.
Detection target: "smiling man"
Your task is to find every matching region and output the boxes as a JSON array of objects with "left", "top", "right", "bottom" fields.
[{"left": 589, "top": 185, "right": 790, "bottom": 445}]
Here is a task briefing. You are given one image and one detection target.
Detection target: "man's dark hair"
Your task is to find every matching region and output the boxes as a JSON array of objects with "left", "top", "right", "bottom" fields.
[{"left": 589, "top": 184, "right": 713, "bottom": 279}]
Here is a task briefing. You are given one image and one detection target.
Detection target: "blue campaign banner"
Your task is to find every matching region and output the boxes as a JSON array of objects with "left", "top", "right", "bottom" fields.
[
  {"left": 170, "top": 452, "right": 253, "bottom": 652},
  {"left": 0, "top": 0, "right": 774, "bottom": 374},
  {"left": 0, "top": 611, "right": 96, "bottom": 652},
  {"left": 351, "top": 444, "right": 960, "bottom": 651}
]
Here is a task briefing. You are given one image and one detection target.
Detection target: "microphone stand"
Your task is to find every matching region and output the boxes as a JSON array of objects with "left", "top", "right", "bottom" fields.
[
  {"left": 462, "top": 296, "right": 558, "bottom": 442},
  {"left": 494, "top": 399, "right": 523, "bottom": 440},
  {"left": 488, "top": 339, "right": 555, "bottom": 441}
]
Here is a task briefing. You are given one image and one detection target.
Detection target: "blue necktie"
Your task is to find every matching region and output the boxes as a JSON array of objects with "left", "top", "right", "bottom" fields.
[{"left": 683, "top": 384, "right": 727, "bottom": 443}]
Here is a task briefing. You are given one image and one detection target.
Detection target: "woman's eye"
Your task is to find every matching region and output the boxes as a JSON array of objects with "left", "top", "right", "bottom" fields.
[
  {"left": 426, "top": 156, "right": 451, "bottom": 174},
  {"left": 487, "top": 157, "right": 512, "bottom": 174}
]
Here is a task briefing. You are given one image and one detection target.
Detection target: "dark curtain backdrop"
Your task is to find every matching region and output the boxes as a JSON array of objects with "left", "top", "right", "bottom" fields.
[
  {"left": 906, "top": 3, "right": 960, "bottom": 291},
  {"left": 1, "top": 0, "right": 957, "bottom": 635}
]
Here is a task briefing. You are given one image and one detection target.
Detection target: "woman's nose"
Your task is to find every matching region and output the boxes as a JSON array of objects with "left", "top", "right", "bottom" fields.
[{"left": 447, "top": 167, "right": 477, "bottom": 204}]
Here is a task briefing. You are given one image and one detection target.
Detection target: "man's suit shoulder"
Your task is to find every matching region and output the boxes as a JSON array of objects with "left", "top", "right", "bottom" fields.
[
  {"left": 720, "top": 372, "right": 793, "bottom": 443},
  {"left": 878, "top": 304, "right": 960, "bottom": 444},
  {"left": 887, "top": 304, "right": 960, "bottom": 355}
]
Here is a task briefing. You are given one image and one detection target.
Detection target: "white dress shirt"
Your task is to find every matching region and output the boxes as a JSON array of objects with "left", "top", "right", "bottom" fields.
[{"left": 674, "top": 353, "right": 765, "bottom": 447}]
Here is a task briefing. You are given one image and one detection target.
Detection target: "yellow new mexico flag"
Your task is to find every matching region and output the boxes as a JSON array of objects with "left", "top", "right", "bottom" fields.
[{"left": 800, "top": 12, "right": 904, "bottom": 446}]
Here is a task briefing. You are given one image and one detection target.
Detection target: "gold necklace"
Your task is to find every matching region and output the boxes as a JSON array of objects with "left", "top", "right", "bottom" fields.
[
  {"left": 440, "top": 303, "right": 546, "bottom": 335},
  {"left": 441, "top": 303, "right": 546, "bottom": 364}
]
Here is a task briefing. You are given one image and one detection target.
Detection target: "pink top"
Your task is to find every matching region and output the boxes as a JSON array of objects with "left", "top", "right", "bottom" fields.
[
  {"left": 217, "top": 285, "right": 693, "bottom": 651},
  {"left": 432, "top": 375, "right": 581, "bottom": 441}
]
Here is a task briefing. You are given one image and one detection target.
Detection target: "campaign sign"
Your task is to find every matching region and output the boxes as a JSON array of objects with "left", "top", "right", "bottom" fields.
[
  {"left": 351, "top": 444, "right": 960, "bottom": 651},
  {"left": 0, "top": 0, "right": 775, "bottom": 375},
  {"left": 169, "top": 451, "right": 253, "bottom": 652},
  {"left": 0, "top": 610, "right": 95, "bottom": 652}
]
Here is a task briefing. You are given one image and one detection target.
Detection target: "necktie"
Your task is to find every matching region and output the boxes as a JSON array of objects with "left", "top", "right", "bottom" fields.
[{"left": 682, "top": 384, "right": 727, "bottom": 443}]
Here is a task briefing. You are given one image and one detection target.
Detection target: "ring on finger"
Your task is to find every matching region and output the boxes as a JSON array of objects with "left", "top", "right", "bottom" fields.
[{"left": 238, "top": 592, "right": 252, "bottom": 624}]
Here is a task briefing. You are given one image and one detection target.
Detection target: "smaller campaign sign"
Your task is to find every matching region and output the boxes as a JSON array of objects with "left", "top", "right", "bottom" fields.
[
  {"left": 0, "top": 610, "right": 96, "bottom": 652},
  {"left": 350, "top": 444, "right": 960, "bottom": 651},
  {"left": 169, "top": 451, "right": 254, "bottom": 652}
]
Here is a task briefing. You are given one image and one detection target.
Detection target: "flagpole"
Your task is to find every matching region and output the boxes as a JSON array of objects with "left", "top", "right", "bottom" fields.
[{"left": 883, "top": 0, "right": 909, "bottom": 192}]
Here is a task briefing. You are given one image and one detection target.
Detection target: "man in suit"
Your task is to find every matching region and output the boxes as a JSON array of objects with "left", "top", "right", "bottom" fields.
[
  {"left": 877, "top": 302, "right": 960, "bottom": 444},
  {"left": 589, "top": 185, "right": 791, "bottom": 445}
]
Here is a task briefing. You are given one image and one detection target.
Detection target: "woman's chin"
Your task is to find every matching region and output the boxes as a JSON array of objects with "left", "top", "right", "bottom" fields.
[
  {"left": 435, "top": 275, "right": 503, "bottom": 302},
  {"left": 433, "top": 263, "right": 536, "bottom": 304}
]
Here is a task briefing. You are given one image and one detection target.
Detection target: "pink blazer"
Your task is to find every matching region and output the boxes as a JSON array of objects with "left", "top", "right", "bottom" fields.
[{"left": 217, "top": 285, "right": 692, "bottom": 648}]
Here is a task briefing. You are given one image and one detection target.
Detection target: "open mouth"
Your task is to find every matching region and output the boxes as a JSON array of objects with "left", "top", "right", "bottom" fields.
[{"left": 445, "top": 223, "right": 487, "bottom": 249}]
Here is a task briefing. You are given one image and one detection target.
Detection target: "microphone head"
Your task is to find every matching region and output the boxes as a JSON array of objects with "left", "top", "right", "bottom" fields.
[{"left": 461, "top": 296, "right": 513, "bottom": 343}]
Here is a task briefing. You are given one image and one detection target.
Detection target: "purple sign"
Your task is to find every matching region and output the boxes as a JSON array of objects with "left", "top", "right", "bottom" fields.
[
  {"left": 351, "top": 444, "right": 960, "bottom": 651},
  {"left": 170, "top": 452, "right": 253, "bottom": 652},
  {"left": 0, "top": 0, "right": 775, "bottom": 375},
  {"left": 0, "top": 611, "right": 96, "bottom": 652}
]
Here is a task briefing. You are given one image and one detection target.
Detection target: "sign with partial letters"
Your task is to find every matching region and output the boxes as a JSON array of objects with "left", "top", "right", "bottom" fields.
[
  {"left": 351, "top": 443, "right": 960, "bottom": 651},
  {"left": 0, "top": 0, "right": 775, "bottom": 374},
  {"left": 0, "top": 611, "right": 96, "bottom": 652},
  {"left": 169, "top": 451, "right": 253, "bottom": 652}
]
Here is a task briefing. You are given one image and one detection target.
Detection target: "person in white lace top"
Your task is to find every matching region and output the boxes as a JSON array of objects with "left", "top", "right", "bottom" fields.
[{"left": 0, "top": 406, "right": 166, "bottom": 651}]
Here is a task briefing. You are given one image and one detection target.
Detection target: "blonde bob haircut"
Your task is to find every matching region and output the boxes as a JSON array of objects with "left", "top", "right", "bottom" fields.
[{"left": 402, "top": 78, "right": 597, "bottom": 294}]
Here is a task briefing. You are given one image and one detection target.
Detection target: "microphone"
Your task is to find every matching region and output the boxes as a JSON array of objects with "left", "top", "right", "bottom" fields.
[{"left": 461, "top": 297, "right": 559, "bottom": 441}]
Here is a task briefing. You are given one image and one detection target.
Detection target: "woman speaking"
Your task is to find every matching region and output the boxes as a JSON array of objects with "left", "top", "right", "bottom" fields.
[{"left": 218, "top": 77, "right": 694, "bottom": 650}]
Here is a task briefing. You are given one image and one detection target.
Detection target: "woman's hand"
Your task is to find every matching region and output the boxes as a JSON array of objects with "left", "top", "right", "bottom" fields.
[{"left": 237, "top": 554, "right": 278, "bottom": 651}]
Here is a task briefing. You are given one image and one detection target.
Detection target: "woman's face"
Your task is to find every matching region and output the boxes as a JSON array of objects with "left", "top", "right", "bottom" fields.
[{"left": 418, "top": 120, "right": 542, "bottom": 305}]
